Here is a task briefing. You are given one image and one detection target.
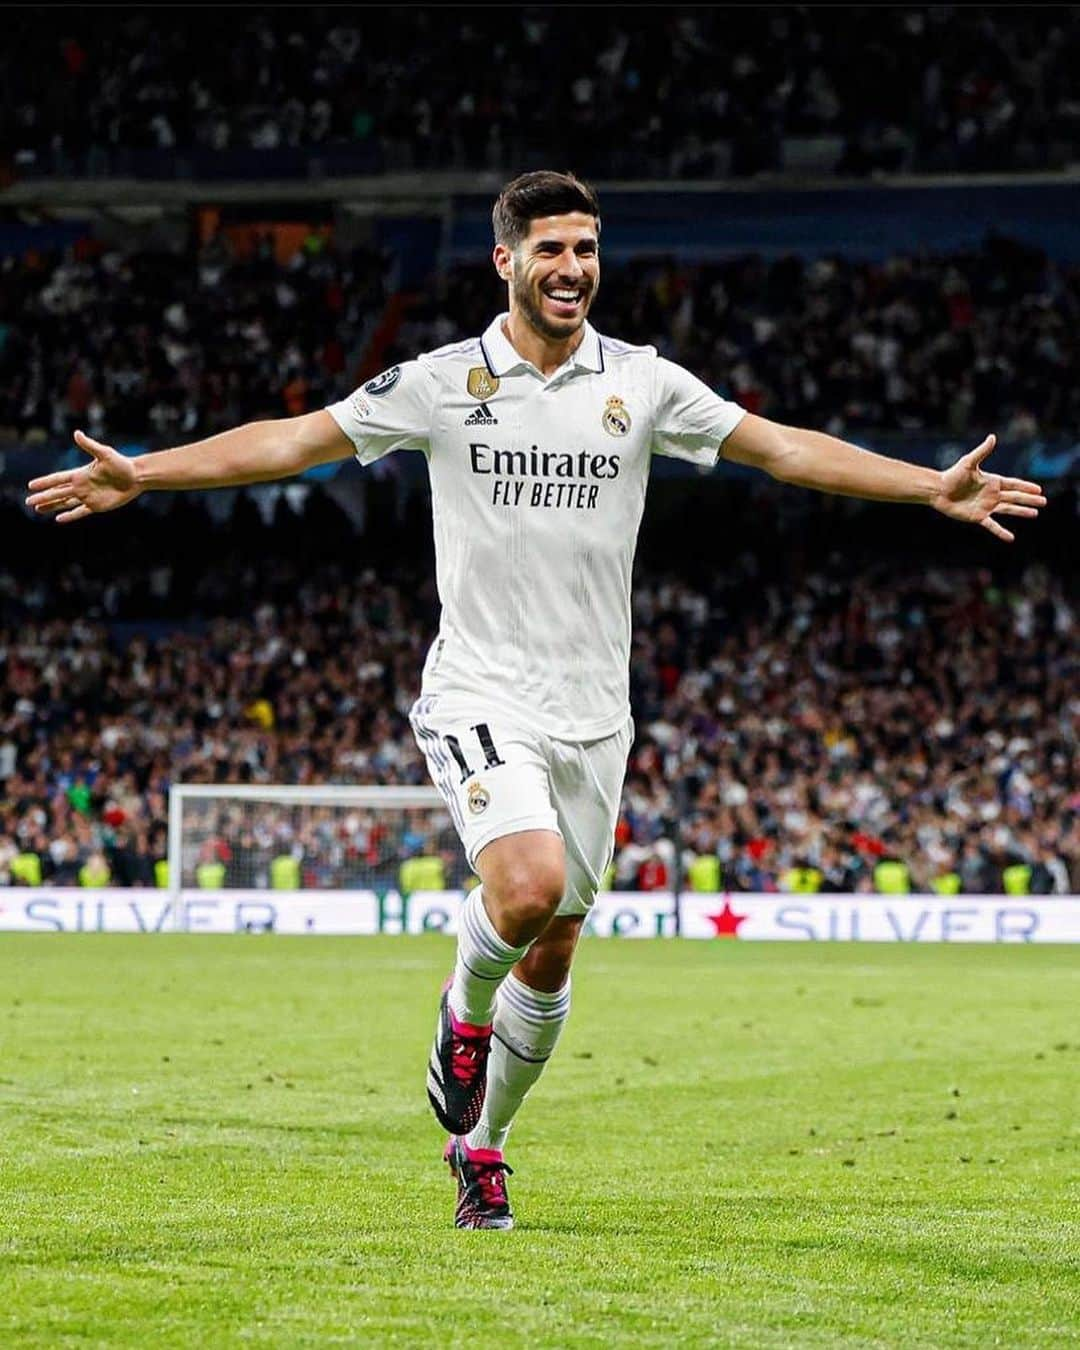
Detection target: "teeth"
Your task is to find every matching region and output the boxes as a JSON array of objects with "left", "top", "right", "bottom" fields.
[{"left": 549, "top": 290, "right": 580, "bottom": 301}]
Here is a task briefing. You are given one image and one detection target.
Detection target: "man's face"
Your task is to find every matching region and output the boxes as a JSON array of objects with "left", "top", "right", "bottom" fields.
[{"left": 495, "top": 212, "right": 600, "bottom": 341}]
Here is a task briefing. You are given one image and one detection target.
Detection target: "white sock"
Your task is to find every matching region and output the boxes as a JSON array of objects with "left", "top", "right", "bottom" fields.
[
  {"left": 448, "top": 886, "right": 529, "bottom": 1027},
  {"left": 465, "top": 971, "right": 571, "bottom": 1153}
]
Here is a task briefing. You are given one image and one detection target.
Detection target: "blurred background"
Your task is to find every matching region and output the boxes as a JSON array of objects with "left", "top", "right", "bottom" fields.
[{"left": 0, "top": 5, "right": 1076, "bottom": 899}]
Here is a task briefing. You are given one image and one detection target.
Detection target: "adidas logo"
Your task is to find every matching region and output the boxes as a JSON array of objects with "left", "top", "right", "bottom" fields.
[{"left": 464, "top": 402, "right": 498, "bottom": 426}]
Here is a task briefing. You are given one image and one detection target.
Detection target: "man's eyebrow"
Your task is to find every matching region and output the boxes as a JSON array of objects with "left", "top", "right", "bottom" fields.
[{"left": 532, "top": 237, "right": 599, "bottom": 250}]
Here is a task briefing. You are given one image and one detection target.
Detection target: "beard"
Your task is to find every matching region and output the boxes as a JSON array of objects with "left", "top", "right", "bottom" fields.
[{"left": 511, "top": 269, "right": 595, "bottom": 341}]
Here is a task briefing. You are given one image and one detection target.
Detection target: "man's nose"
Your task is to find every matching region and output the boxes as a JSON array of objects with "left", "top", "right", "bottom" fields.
[{"left": 558, "top": 251, "right": 585, "bottom": 279}]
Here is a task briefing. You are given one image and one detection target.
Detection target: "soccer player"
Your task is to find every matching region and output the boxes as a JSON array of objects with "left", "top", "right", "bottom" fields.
[{"left": 26, "top": 171, "right": 1045, "bottom": 1230}]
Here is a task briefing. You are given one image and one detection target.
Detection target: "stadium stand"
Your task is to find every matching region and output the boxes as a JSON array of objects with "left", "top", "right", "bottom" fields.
[
  {"left": 1, "top": 487, "right": 1076, "bottom": 895},
  {"left": 4, "top": 235, "right": 1080, "bottom": 447},
  {"left": 398, "top": 238, "right": 1080, "bottom": 440},
  {"left": 4, "top": 8, "right": 1080, "bottom": 180},
  {"left": 0, "top": 235, "right": 388, "bottom": 441},
  {"left": 3, "top": 7, "right": 1077, "bottom": 900}
]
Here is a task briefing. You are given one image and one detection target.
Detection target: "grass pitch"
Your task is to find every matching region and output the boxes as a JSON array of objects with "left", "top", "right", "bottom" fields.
[{"left": 0, "top": 936, "right": 1076, "bottom": 1348}]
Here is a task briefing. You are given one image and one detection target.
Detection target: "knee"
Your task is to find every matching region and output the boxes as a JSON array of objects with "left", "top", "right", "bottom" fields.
[
  {"left": 478, "top": 831, "right": 567, "bottom": 944},
  {"left": 484, "top": 861, "right": 565, "bottom": 940}
]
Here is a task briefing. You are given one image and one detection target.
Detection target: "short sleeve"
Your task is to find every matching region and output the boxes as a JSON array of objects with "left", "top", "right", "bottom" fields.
[
  {"left": 651, "top": 357, "right": 746, "bottom": 466},
  {"left": 325, "top": 358, "right": 437, "bottom": 464}
]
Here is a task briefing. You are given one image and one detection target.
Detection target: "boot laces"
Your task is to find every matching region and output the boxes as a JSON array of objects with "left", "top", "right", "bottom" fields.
[
  {"left": 470, "top": 1158, "right": 513, "bottom": 1209},
  {"left": 450, "top": 1031, "right": 489, "bottom": 1085}
]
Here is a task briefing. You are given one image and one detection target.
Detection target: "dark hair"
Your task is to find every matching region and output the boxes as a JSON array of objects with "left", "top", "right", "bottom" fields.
[{"left": 492, "top": 170, "right": 601, "bottom": 248}]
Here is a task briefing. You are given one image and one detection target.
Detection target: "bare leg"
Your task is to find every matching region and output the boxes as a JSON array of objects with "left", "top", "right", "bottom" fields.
[
  {"left": 513, "top": 913, "right": 584, "bottom": 990},
  {"left": 477, "top": 828, "right": 567, "bottom": 946},
  {"left": 444, "top": 828, "right": 566, "bottom": 1030}
]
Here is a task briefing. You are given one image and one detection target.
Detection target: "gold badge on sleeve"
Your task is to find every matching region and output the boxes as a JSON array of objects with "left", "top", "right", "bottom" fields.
[
  {"left": 467, "top": 367, "right": 500, "bottom": 400},
  {"left": 602, "top": 395, "right": 631, "bottom": 437}
]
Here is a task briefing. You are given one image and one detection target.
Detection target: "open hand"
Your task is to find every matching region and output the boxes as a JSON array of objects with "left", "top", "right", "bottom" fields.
[
  {"left": 25, "top": 430, "right": 141, "bottom": 523},
  {"left": 932, "top": 434, "right": 1045, "bottom": 543}
]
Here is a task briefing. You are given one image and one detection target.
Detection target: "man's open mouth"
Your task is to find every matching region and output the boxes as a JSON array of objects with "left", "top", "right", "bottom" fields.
[{"left": 543, "top": 287, "right": 586, "bottom": 315}]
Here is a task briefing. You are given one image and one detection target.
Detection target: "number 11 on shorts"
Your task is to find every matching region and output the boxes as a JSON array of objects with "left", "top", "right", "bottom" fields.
[{"left": 444, "top": 723, "right": 506, "bottom": 783}]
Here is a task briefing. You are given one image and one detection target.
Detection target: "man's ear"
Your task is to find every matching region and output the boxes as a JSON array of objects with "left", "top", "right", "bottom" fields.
[{"left": 493, "top": 242, "right": 513, "bottom": 282}]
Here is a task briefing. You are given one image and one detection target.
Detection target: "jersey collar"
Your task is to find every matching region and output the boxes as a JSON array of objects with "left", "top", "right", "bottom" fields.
[{"left": 480, "top": 313, "right": 604, "bottom": 378}]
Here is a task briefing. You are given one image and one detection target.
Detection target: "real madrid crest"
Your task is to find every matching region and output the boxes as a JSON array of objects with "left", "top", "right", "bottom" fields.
[
  {"left": 467, "top": 780, "right": 491, "bottom": 815},
  {"left": 602, "top": 395, "right": 631, "bottom": 437},
  {"left": 467, "top": 367, "right": 500, "bottom": 401}
]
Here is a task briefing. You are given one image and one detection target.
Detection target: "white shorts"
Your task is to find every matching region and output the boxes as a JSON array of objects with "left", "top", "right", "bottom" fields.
[{"left": 409, "top": 695, "right": 633, "bottom": 917}]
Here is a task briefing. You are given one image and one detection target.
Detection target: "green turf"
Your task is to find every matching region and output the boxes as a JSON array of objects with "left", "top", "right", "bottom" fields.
[{"left": 0, "top": 936, "right": 1076, "bottom": 1348}]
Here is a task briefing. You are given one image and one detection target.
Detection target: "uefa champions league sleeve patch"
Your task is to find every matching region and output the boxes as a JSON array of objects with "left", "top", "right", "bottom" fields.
[{"left": 364, "top": 366, "right": 402, "bottom": 397}]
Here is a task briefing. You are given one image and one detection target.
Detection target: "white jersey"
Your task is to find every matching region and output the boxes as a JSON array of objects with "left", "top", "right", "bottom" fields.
[{"left": 327, "top": 314, "right": 745, "bottom": 741}]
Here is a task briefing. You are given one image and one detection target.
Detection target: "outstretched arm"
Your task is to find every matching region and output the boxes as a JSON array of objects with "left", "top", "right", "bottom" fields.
[
  {"left": 722, "top": 415, "right": 1046, "bottom": 543},
  {"left": 26, "top": 410, "right": 354, "bottom": 524}
]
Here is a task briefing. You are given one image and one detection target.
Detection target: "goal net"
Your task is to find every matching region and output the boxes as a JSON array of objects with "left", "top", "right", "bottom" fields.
[{"left": 167, "top": 784, "right": 466, "bottom": 899}]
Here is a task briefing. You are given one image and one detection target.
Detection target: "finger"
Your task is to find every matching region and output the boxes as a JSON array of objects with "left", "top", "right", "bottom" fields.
[
  {"left": 967, "top": 433, "right": 996, "bottom": 468},
  {"left": 29, "top": 484, "right": 84, "bottom": 511},
  {"left": 56, "top": 504, "right": 92, "bottom": 524},
  {"left": 46, "top": 497, "right": 83, "bottom": 515},
  {"left": 993, "top": 503, "right": 1039, "bottom": 518},
  {"left": 1001, "top": 476, "right": 1044, "bottom": 494},
  {"left": 73, "top": 429, "right": 114, "bottom": 459},
  {"left": 999, "top": 489, "right": 1046, "bottom": 507},
  {"left": 980, "top": 515, "right": 1014, "bottom": 543},
  {"left": 27, "top": 469, "right": 77, "bottom": 492}
]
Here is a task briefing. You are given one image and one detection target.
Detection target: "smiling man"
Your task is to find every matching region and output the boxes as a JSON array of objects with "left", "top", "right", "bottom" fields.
[{"left": 26, "top": 170, "right": 1045, "bottom": 1231}]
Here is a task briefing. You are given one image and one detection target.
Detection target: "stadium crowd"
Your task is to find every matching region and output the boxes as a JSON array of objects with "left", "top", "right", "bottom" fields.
[
  {"left": 1, "top": 504, "right": 1076, "bottom": 895},
  {"left": 4, "top": 233, "right": 1080, "bottom": 446},
  {"left": 401, "top": 235, "right": 1080, "bottom": 441},
  {"left": 5, "top": 8, "right": 1080, "bottom": 179},
  {"left": 0, "top": 233, "right": 387, "bottom": 445}
]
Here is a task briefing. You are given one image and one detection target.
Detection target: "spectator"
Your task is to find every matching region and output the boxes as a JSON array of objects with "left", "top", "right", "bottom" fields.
[
  {"left": 0, "top": 529, "right": 1074, "bottom": 892},
  {"left": 5, "top": 9, "right": 1080, "bottom": 179}
]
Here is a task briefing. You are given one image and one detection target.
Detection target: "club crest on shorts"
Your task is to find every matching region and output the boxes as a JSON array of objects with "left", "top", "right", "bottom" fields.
[
  {"left": 602, "top": 395, "right": 631, "bottom": 437},
  {"left": 467, "top": 780, "right": 491, "bottom": 815},
  {"left": 364, "top": 365, "right": 401, "bottom": 397},
  {"left": 467, "top": 367, "right": 500, "bottom": 400}
]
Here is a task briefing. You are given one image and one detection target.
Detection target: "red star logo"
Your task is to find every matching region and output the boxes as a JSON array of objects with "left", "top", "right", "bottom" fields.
[{"left": 706, "top": 899, "right": 749, "bottom": 938}]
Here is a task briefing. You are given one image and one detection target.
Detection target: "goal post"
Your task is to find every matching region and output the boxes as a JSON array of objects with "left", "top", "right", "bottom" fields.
[{"left": 167, "top": 783, "right": 459, "bottom": 928}]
